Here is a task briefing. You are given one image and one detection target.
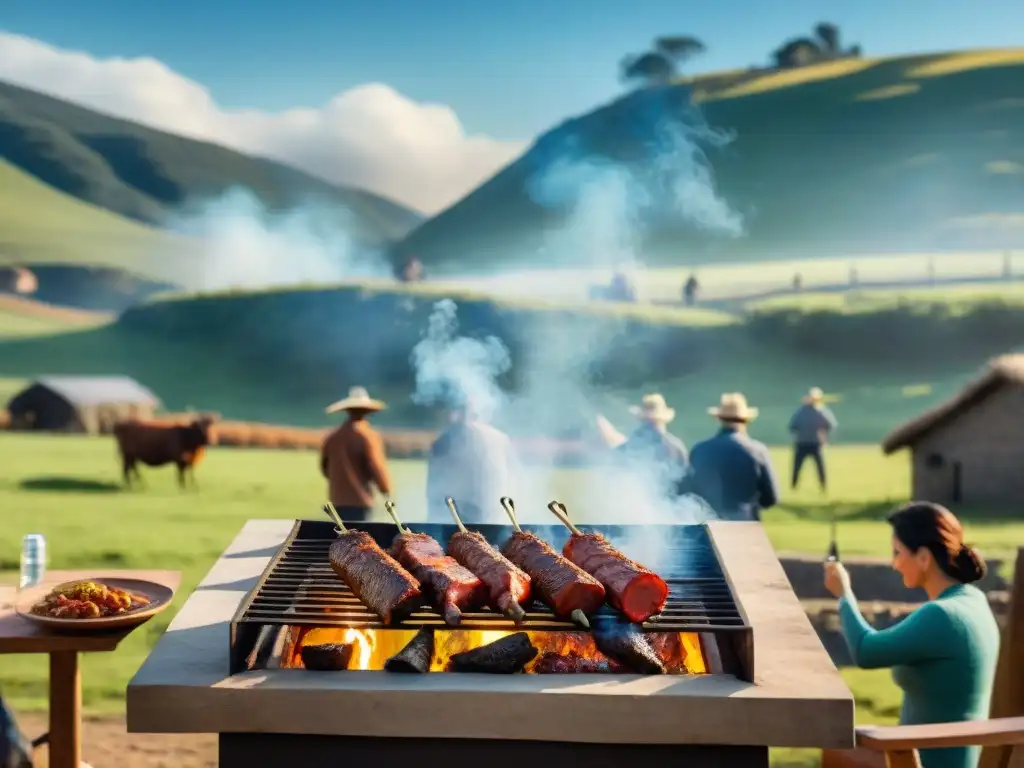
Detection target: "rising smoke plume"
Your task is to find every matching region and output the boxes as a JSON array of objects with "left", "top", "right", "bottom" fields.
[
  {"left": 452, "top": 85, "right": 744, "bottom": 301},
  {"left": 161, "top": 188, "right": 393, "bottom": 292},
  {"left": 408, "top": 84, "right": 738, "bottom": 558},
  {"left": 409, "top": 298, "right": 512, "bottom": 422}
]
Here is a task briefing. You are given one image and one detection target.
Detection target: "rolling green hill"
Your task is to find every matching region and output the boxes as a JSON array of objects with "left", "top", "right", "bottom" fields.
[
  {"left": 398, "top": 49, "right": 1024, "bottom": 272},
  {"left": 2, "top": 279, "right": 1020, "bottom": 444},
  {"left": 0, "top": 79, "right": 423, "bottom": 248},
  {"left": 0, "top": 159, "right": 185, "bottom": 275}
]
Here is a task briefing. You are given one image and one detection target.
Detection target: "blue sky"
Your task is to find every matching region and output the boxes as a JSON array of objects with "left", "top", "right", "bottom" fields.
[{"left": 5, "top": 0, "right": 1024, "bottom": 140}]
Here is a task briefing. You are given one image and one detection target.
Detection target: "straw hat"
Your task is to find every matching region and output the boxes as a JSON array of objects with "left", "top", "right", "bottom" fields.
[
  {"left": 326, "top": 386, "right": 386, "bottom": 414},
  {"left": 803, "top": 386, "right": 824, "bottom": 404},
  {"left": 629, "top": 393, "right": 676, "bottom": 424},
  {"left": 708, "top": 392, "right": 759, "bottom": 422}
]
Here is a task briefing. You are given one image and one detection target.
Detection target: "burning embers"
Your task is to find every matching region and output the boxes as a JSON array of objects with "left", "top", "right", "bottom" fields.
[
  {"left": 230, "top": 507, "right": 752, "bottom": 679},
  {"left": 283, "top": 626, "right": 708, "bottom": 675}
]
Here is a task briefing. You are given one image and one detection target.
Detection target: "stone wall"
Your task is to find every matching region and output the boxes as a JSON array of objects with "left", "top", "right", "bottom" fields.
[{"left": 779, "top": 553, "right": 1008, "bottom": 602}]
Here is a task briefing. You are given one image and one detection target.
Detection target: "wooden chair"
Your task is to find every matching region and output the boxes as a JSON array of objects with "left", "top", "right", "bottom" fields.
[
  {"left": 855, "top": 718, "right": 1024, "bottom": 767},
  {"left": 823, "top": 547, "right": 1024, "bottom": 768}
]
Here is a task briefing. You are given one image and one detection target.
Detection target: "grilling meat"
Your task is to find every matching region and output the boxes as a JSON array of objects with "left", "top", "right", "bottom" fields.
[
  {"left": 328, "top": 530, "right": 424, "bottom": 625},
  {"left": 447, "top": 632, "right": 538, "bottom": 674},
  {"left": 300, "top": 643, "right": 354, "bottom": 671},
  {"left": 447, "top": 531, "right": 532, "bottom": 623},
  {"left": 593, "top": 621, "right": 666, "bottom": 675},
  {"left": 500, "top": 532, "right": 606, "bottom": 620},
  {"left": 384, "top": 628, "right": 435, "bottom": 674},
  {"left": 533, "top": 652, "right": 626, "bottom": 674},
  {"left": 563, "top": 532, "right": 669, "bottom": 623},
  {"left": 390, "top": 532, "right": 487, "bottom": 626}
]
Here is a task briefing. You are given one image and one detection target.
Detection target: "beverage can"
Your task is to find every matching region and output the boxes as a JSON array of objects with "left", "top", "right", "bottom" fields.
[{"left": 20, "top": 534, "right": 47, "bottom": 590}]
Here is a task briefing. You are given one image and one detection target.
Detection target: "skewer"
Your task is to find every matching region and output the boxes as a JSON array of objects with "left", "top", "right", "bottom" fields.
[
  {"left": 543, "top": 502, "right": 589, "bottom": 629},
  {"left": 452, "top": 496, "right": 526, "bottom": 624},
  {"left": 546, "top": 501, "right": 583, "bottom": 536},
  {"left": 384, "top": 499, "right": 411, "bottom": 534},
  {"left": 499, "top": 497, "right": 522, "bottom": 532},
  {"left": 445, "top": 497, "right": 469, "bottom": 533},
  {"left": 323, "top": 502, "right": 347, "bottom": 534}
]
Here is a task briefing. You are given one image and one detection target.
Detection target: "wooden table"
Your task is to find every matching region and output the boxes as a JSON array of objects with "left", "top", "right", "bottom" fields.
[{"left": 0, "top": 570, "right": 181, "bottom": 768}]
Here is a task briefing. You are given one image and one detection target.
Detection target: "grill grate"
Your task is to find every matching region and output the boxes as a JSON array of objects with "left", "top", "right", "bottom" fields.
[{"left": 234, "top": 520, "right": 748, "bottom": 633}]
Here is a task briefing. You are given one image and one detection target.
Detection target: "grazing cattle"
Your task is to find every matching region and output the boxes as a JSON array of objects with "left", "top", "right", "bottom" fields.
[{"left": 113, "top": 416, "right": 215, "bottom": 489}]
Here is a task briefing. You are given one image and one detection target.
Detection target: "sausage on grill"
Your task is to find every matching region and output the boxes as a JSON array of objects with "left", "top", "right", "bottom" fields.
[
  {"left": 447, "top": 531, "right": 532, "bottom": 623},
  {"left": 499, "top": 531, "right": 606, "bottom": 620},
  {"left": 391, "top": 532, "right": 487, "bottom": 626},
  {"left": 328, "top": 530, "right": 424, "bottom": 625},
  {"left": 562, "top": 532, "right": 669, "bottom": 623}
]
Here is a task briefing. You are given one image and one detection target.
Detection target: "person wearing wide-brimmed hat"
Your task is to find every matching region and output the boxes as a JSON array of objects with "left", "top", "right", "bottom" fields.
[
  {"left": 682, "top": 393, "right": 779, "bottom": 521},
  {"left": 611, "top": 393, "right": 690, "bottom": 497},
  {"left": 320, "top": 386, "right": 393, "bottom": 521},
  {"left": 787, "top": 386, "right": 837, "bottom": 493}
]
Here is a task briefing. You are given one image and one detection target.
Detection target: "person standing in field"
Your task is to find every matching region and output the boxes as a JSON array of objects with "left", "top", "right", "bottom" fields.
[
  {"left": 614, "top": 393, "right": 689, "bottom": 501},
  {"left": 320, "top": 386, "right": 393, "bottom": 521},
  {"left": 682, "top": 393, "right": 779, "bottom": 521},
  {"left": 788, "top": 386, "right": 837, "bottom": 493},
  {"left": 426, "top": 399, "right": 516, "bottom": 524}
]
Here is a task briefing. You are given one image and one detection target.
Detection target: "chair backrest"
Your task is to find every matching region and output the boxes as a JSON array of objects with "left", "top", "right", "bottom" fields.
[
  {"left": 981, "top": 547, "right": 1024, "bottom": 768},
  {"left": 857, "top": 718, "right": 1024, "bottom": 768}
]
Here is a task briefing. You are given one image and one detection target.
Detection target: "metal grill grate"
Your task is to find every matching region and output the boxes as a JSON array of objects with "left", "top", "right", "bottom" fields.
[{"left": 234, "top": 520, "right": 748, "bottom": 632}]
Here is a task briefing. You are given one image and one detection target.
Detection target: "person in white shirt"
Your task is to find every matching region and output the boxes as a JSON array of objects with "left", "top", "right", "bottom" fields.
[{"left": 426, "top": 401, "right": 517, "bottom": 524}]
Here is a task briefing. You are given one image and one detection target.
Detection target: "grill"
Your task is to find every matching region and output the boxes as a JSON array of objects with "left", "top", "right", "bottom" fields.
[{"left": 229, "top": 519, "right": 754, "bottom": 679}]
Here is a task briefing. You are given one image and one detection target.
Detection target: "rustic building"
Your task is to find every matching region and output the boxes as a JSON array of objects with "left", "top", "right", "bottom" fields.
[
  {"left": 881, "top": 354, "right": 1024, "bottom": 508},
  {"left": 5, "top": 375, "right": 161, "bottom": 434}
]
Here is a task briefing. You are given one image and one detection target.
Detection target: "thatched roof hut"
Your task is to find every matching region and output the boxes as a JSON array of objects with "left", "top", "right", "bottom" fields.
[
  {"left": 6, "top": 375, "right": 161, "bottom": 434},
  {"left": 881, "top": 354, "right": 1024, "bottom": 507}
]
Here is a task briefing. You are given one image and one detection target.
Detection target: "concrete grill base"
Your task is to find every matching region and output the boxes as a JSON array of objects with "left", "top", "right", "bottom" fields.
[
  {"left": 127, "top": 519, "right": 855, "bottom": 750},
  {"left": 217, "top": 734, "right": 770, "bottom": 768}
]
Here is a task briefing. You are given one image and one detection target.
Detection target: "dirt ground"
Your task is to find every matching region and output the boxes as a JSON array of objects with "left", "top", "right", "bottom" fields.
[{"left": 18, "top": 712, "right": 216, "bottom": 768}]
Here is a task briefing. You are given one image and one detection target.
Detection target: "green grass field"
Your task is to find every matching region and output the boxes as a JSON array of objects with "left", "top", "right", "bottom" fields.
[{"left": 1, "top": 433, "right": 1020, "bottom": 726}]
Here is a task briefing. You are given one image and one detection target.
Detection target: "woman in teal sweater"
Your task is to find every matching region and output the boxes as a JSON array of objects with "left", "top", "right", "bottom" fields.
[{"left": 824, "top": 502, "right": 1000, "bottom": 768}]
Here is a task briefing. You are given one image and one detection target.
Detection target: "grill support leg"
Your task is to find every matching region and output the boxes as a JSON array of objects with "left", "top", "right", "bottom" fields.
[{"left": 218, "top": 733, "right": 770, "bottom": 767}]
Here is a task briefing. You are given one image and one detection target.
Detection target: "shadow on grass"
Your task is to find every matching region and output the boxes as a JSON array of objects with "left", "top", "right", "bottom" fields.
[
  {"left": 782, "top": 500, "right": 1023, "bottom": 523},
  {"left": 18, "top": 476, "right": 123, "bottom": 493},
  {"left": 782, "top": 501, "right": 894, "bottom": 522}
]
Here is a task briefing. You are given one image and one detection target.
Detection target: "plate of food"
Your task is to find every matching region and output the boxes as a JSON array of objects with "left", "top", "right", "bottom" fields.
[{"left": 16, "top": 578, "right": 174, "bottom": 631}]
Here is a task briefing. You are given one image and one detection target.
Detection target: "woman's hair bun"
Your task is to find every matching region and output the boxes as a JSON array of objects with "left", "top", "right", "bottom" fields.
[{"left": 954, "top": 545, "right": 987, "bottom": 583}]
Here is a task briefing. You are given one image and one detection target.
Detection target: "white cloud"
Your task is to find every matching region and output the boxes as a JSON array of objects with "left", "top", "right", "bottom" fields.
[{"left": 0, "top": 31, "right": 528, "bottom": 214}]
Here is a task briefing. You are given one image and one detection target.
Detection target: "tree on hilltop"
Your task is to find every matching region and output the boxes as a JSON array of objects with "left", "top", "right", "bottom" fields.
[
  {"left": 814, "top": 23, "right": 841, "bottom": 55},
  {"left": 620, "top": 35, "right": 707, "bottom": 88},
  {"left": 772, "top": 22, "right": 862, "bottom": 69}
]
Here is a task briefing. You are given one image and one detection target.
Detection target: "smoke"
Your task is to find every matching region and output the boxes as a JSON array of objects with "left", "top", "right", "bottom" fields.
[
  {"left": 409, "top": 298, "right": 512, "bottom": 422},
  {"left": 163, "top": 188, "right": 392, "bottom": 292},
  {"left": 408, "top": 85, "right": 736, "bottom": 560},
  {"left": 526, "top": 86, "right": 743, "bottom": 278}
]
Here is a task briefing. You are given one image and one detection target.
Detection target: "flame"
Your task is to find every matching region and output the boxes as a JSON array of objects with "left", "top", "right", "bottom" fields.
[
  {"left": 342, "top": 628, "right": 375, "bottom": 669},
  {"left": 286, "top": 627, "right": 708, "bottom": 674}
]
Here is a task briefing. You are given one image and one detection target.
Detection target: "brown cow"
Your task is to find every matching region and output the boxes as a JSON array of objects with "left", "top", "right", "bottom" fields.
[{"left": 113, "top": 416, "right": 216, "bottom": 489}]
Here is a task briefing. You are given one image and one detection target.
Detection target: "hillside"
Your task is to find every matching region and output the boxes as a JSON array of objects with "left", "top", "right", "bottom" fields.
[
  {"left": 2, "top": 278, "right": 1019, "bottom": 444},
  {"left": 398, "top": 49, "right": 1024, "bottom": 272},
  {"left": 0, "top": 79, "right": 423, "bottom": 248},
  {"left": 0, "top": 159, "right": 185, "bottom": 273}
]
